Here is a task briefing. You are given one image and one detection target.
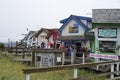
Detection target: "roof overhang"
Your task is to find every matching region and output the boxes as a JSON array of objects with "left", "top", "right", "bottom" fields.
[
  {"left": 92, "top": 23, "right": 120, "bottom": 28},
  {"left": 57, "top": 35, "right": 94, "bottom": 41}
]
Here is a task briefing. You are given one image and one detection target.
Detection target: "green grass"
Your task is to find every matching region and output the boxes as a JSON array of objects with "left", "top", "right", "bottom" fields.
[
  {"left": 0, "top": 52, "right": 26, "bottom": 80},
  {"left": 0, "top": 52, "right": 106, "bottom": 80}
]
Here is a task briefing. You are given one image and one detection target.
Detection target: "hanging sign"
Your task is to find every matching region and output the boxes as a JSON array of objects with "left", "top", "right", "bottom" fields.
[
  {"left": 98, "top": 28, "right": 117, "bottom": 38},
  {"left": 68, "top": 24, "right": 79, "bottom": 33},
  {"left": 57, "top": 57, "right": 61, "bottom": 62},
  {"left": 89, "top": 53, "right": 118, "bottom": 60}
]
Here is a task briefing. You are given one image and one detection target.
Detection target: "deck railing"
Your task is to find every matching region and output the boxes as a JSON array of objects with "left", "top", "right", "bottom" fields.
[
  {"left": 22, "top": 60, "right": 120, "bottom": 80},
  {"left": 7, "top": 47, "right": 120, "bottom": 80}
]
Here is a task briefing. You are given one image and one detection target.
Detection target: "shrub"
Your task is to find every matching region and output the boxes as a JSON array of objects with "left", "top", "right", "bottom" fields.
[{"left": 0, "top": 43, "right": 5, "bottom": 51}]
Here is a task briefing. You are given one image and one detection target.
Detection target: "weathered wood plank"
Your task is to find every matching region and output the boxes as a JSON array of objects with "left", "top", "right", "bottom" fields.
[
  {"left": 22, "top": 60, "right": 120, "bottom": 74},
  {"left": 35, "top": 49, "right": 63, "bottom": 53},
  {"left": 8, "top": 48, "right": 63, "bottom": 53},
  {"left": 12, "top": 58, "right": 31, "bottom": 62},
  {"left": 8, "top": 50, "right": 31, "bottom": 53},
  {"left": 70, "top": 71, "right": 120, "bottom": 80}
]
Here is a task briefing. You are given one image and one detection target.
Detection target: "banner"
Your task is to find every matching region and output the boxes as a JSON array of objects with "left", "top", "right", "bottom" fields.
[{"left": 89, "top": 53, "right": 119, "bottom": 60}]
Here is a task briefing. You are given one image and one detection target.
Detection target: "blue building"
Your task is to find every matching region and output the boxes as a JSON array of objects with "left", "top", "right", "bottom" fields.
[{"left": 58, "top": 15, "right": 94, "bottom": 56}]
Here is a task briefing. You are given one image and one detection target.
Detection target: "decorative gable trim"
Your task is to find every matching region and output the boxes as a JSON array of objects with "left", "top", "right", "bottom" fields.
[
  {"left": 60, "top": 15, "right": 92, "bottom": 23},
  {"left": 58, "top": 15, "right": 91, "bottom": 33},
  {"left": 46, "top": 29, "right": 60, "bottom": 41}
]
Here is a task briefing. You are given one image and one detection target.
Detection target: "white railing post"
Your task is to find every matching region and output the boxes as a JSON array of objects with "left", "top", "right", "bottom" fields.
[
  {"left": 71, "top": 50, "right": 74, "bottom": 64},
  {"left": 96, "top": 50, "right": 99, "bottom": 70},
  {"left": 83, "top": 53, "right": 85, "bottom": 64},
  {"left": 74, "top": 68, "right": 78, "bottom": 78},
  {"left": 26, "top": 74, "right": 30, "bottom": 80},
  {"left": 117, "top": 62, "right": 119, "bottom": 75},
  {"left": 111, "top": 63, "right": 114, "bottom": 79},
  {"left": 62, "top": 52, "right": 65, "bottom": 65}
]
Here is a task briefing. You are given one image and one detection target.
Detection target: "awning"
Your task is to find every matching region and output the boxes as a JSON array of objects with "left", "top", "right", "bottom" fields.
[
  {"left": 57, "top": 36, "right": 86, "bottom": 41},
  {"left": 85, "top": 32, "right": 94, "bottom": 39}
]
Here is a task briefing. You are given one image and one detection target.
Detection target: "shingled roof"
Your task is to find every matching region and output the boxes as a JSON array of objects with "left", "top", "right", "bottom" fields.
[{"left": 92, "top": 9, "right": 120, "bottom": 23}]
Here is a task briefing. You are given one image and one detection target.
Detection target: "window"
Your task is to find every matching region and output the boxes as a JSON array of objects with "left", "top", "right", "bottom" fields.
[
  {"left": 42, "top": 58, "right": 48, "bottom": 67},
  {"left": 98, "top": 28, "right": 117, "bottom": 38},
  {"left": 99, "top": 41, "right": 116, "bottom": 53}
]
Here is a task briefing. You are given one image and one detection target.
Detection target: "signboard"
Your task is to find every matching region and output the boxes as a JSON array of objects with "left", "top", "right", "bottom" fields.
[
  {"left": 68, "top": 24, "right": 79, "bottom": 33},
  {"left": 89, "top": 53, "right": 118, "bottom": 60},
  {"left": 57, "top": 57, "right": 61, "bottom": 62},
  {"left": 98, "top": 28, "right": 117, "bottom": 38}
]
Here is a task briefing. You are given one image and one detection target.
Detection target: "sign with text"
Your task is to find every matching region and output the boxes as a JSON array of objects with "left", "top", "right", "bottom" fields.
[
  {"left": 89, "top": 53, "right": 118, "bottom": 60},
  {"left": 57, "top": 57, "right": 61, "bottom": 62},
  {"left": 98, "top": 28, "right": 117, "bottom": 38},
  {"left": 68, "top": 24, "right": 79, "bottom": 33}
]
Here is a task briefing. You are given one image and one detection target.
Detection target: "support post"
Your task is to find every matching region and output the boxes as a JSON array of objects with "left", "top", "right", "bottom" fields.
[
  {"left": 31, "top": 47, "right": 36, "bottom": 66},
  {"left": 22, "top": 48, "right": 25, "bottom": 58},
  {"left": 71, "top": 49, "right": 76, "bottom": 64},
  {"left": 26, "top": 74, "right": 30, "bottom": 80},
  {"left": 62, "top": 52, "right": 65, "bottom": 65},
  {"left": 16, "top": 41, "right": 18, "bottom": 54},
  {"left": 71, "top": 50, "right": 74, "bottom": 64},
  {"left": 111, "top": 63, "right": 114, "bottom": 79},
  {"left": 82, "top": 53, "right": 85, "bottom": 64},
  {"left": 96, "top": 65, "right": 99, "bottom": 70},
  {"left": 74, "top": 68, "right": 78, "bottom": 78},
  {"left": 117, "top": 62, "right": 119, "bottom": 75},
  {"left": 96, "top": 50, "right": 99, "bottom": 70}
]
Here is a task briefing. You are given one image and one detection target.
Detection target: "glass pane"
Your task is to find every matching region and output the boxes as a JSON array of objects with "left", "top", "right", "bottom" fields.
[{"left": 99, "top": 41, "right": 116, "bottom": 53}]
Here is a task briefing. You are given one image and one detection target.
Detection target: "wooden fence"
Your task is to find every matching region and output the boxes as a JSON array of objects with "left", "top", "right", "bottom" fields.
[
  {"left": 7, "top": 47, "right": 64, "bottom": 65},
  {"left": 22, "top": 60, "right": 120, "bottom": 80},
  {"left": 7, "top": 47, "right": 63, "bottom": 54},
  {"left": 7, "top": 47, "right": 86, "bottom": 65},
  {"left": 7, "top": 47, "right": 120, "bottom": 79}
]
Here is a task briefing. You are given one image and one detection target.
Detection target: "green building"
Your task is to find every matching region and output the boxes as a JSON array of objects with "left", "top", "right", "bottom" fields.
[{"left": 90, "top": 9, "right": 120, "bottom": 61}]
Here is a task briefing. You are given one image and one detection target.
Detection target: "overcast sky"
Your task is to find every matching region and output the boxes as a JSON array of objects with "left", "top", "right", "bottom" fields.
[{"left": 0, "top": 0, "right": 120, "bottom": 42}]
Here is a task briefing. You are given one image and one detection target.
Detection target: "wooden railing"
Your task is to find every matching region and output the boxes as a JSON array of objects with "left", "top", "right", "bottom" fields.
[
  {"left": 7, "top": 47, "right": 64, "bottom": 65},
  {"left": 7, "top": 47, "right": 63, "bottom": 53},
  {"left": 22, "top": 60, "right": 120, "bottom": 80},
  {"left": 8, "top": 47, "right": 120, "bottom": 79}
]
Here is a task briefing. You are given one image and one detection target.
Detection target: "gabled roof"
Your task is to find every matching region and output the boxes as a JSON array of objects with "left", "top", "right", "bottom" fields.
[
  {"left": 22, "top": 31, "right": 35, "bottom": 41},
  {"left": 35, "top": 28, "right": 50, "bottom": 37},
  {"left": 29, "top": 31, "right": 38, "bottom": 39},
  {"left": 46, "top": 29, "right": 59, "bottom": 39},
  {"left": 58, "top": 15, "right": 92, "bottom": 33},
  {"left": 60, "top": 15, "right": 92, "bottom": 23}
]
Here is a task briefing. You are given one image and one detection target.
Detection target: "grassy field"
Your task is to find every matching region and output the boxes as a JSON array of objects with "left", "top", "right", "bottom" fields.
[{"left": 0, "top": 52, "right": 106, "bottom": 80}]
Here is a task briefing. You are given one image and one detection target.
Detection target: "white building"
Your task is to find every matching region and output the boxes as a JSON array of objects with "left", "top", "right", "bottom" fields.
[{"left": 35, "top": 28, "right": 50, "bottom": 48}]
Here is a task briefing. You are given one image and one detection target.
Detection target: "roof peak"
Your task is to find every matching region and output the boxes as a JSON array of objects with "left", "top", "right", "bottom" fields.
[{"left": 60, "top": 15, "right": 92, "bottom": 23}]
